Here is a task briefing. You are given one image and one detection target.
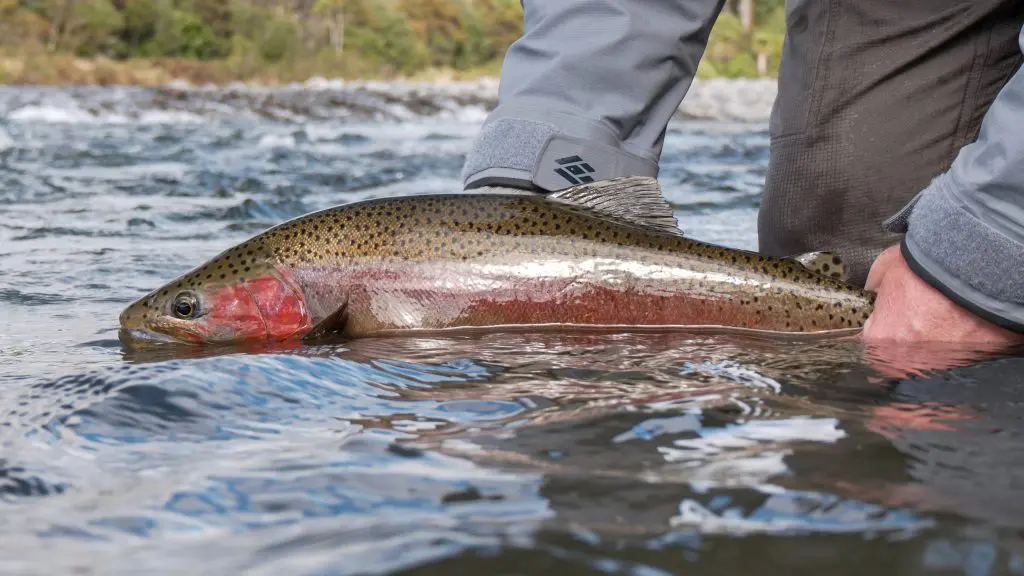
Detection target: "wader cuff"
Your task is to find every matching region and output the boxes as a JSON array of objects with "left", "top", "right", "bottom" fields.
[
  {"left": 891, "top": 175, "right": 1024, "bottom": 334},
  {"left": 462, "top": 110, "right": 659, "bottom": 193}
]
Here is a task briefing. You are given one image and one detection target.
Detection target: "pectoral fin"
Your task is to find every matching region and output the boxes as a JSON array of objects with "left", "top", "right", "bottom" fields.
[{"left": 302, "top": 301, "right": 349, "bottom": 343}]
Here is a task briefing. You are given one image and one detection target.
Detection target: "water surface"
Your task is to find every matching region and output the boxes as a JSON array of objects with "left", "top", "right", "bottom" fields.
[{"left": 1, "top": 87, "right": 1022, "bottom": 575}]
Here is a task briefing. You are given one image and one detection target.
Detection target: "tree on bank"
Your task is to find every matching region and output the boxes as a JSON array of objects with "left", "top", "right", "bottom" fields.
[{"left": 0, "top": 0, "right": 785, "bottom": 81}]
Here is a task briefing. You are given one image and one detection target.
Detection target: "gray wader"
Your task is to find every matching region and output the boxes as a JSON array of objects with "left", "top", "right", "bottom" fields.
[{"left": 760, "top": 0, "right": 1024, "bottom": 286}]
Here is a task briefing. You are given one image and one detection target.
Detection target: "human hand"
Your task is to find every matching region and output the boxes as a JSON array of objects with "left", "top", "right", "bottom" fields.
[{"left": 861, "top": 245, "right": 1023, "bottom": 375}]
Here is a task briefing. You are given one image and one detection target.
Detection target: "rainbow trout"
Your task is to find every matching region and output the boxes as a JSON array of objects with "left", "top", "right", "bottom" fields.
[{"left": 119, "top": 177, "right": 874, "bottom": 345}]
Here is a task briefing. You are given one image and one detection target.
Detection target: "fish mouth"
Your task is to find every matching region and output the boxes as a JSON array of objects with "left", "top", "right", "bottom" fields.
[
  {"left": 118, "top": 317, "right": 205, "bottom": 348},
  {"left": 118, "top": 328, "right": 183, "bottom": 347}
]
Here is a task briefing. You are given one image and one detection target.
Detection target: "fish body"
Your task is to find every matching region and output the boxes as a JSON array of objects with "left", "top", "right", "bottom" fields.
[{"left": 119, "top": 177, "right": 874, "bottom": 345}]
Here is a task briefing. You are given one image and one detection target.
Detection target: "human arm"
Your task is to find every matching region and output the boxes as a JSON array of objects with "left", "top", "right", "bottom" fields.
[
  {"left": 461, "top": 0, "right": 726, "bottom": 192},
  {"left": 864, "top": 25, "right": 1024, "bottom": 346}
]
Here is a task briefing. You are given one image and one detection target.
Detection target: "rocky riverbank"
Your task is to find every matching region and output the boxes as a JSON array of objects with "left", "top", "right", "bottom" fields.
[{"left": 0, "top": 77, "right": 777, "bottom": 124}]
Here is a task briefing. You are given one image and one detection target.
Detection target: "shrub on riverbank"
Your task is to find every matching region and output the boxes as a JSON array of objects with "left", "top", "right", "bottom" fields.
[{"left": 0, "top": 0, "right": 786, "bottom": 85}]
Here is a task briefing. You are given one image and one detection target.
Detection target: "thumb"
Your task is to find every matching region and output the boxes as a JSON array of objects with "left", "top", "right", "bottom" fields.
[{"left": 865, "top": 245, "right": 902, "bottom": 292}]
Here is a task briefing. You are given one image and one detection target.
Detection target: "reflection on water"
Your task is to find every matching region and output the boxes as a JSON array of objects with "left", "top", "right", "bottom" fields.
[
  {"left": 4, "top": 331, "right": 1024, "bottom": 573},
  {"left": 1, "top": 87, "right": 1023, "bottom": 573}
]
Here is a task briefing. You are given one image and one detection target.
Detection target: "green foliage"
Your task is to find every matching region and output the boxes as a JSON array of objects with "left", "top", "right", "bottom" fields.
[
  {"left": 0, "top": 0, "right": 49, "bottom": 45},
  {"left": 147, "top": 9, "right": 227, "bottom": 59},
  {"left": 4, "top": 0, "right": 786, "bottom": 80},
  {"left": 26, "top": 0, "right": 125, "bottom": 56},
  {"left": 456, "top": 0, "right": 521, "bottom": 68},
  {"left": 118, "top": 0, "right": 162, "bottom": 54},
  {"left": 256, "top": 13, "right": 299, "bottom": 62},
  {"left": 706, "top": 12, "right": 749, "bottom": 60},
  {"left": 337, "top": 0, "right": 425, "bottom": 74},
  {"left": 699, "top": 0, "right": 787, "bottom": 78},
  {"left": 398, "top": 0, "right": 466, "bottom": 68},
  {"left": 722, "top": 53, "right": 758, "bottom": 78}
]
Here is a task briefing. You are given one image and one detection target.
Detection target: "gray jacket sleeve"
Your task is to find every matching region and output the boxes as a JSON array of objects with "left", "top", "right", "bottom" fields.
[
  {"left": 885, "top": 25, "right": 1024, "bottom": 334},
  {"left": 461, "top": 0, "right": 724, "bottom": 192}
]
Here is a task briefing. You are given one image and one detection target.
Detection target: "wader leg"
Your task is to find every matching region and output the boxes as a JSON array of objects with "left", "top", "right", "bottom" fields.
[{"left": 758, "top": 0, "right": 1024, "bottom": 287}]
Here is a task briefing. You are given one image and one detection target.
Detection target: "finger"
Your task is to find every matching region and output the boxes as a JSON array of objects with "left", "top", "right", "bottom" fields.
[{"left": 865, "top": 245, "right": 902, "bottom": 292}]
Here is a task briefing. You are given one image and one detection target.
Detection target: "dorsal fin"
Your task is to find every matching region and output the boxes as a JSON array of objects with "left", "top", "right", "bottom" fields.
[
  {"left": 547, "top": 176, "right": 682, "bottom": 235},
  {"left": 790, "top": 252, "right": 848, "bottom": 282}
]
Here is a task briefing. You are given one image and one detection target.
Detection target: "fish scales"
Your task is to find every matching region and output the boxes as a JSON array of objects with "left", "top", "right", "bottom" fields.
[{"left": 119, "top": 178, "right": 875, "bottom": 345}]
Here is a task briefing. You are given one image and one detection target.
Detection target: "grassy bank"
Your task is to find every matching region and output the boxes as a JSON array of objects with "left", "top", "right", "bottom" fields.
[
  {"left": 0, "top": 0, "right": 784, "bottom": 87},
  {"left": 0, "top": 50, "right": 504, "bottom": 86}
]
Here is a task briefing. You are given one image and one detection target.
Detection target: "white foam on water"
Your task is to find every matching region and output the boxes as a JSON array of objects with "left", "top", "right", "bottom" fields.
[
  {"left": 9, "top": 103, "right": 201, "bottom": 125},
  {"left": 355, "top": 175, "right": 465, "bottom": 199},
  {"left": 302, "top": 124, "right": 348, "bottom": 142},
  {"left": 383, "top": 102, "right": 418, "bottom": 121},
  {"left": 8, "top": 105, "right": 97, "bottom": 124},
  {"left": 45, "top": 162, "right": 191, "bottom": 182},
  {"left": 449, "top": 104, "right": 489, "bottom": 124},
  {"left": 0, "top": 126, "right": 14, "bottom": 152},
  {"left": 137, "top": 110, "right": 204, "bottom": 125},
  {"left": 257, "top": 132, "right": 298, "bottom": 149}
]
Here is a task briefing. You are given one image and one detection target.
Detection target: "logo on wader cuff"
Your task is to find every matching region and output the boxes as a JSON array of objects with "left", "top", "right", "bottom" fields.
[{"left": 554, "top": 156, "right": 596, "bottom": 185}]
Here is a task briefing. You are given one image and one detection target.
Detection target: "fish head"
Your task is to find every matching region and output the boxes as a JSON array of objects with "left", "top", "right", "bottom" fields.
[{"left": 119, "top": 256, "right": 313, "bottom": 346}]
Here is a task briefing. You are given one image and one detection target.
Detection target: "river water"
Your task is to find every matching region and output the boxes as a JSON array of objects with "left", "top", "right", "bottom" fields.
[{"left": 1, "top": 86, "right": 1023, "bottom": 575}]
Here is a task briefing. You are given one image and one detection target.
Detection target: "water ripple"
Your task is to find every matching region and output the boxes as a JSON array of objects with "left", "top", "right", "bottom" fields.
[{"left": 2, "top": 86, "right": 1023, "bottom": 574}]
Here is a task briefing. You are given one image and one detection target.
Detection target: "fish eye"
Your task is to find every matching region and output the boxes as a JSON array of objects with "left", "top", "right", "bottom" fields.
[{"left": 172, "top": 292, "right": 199, "bottom": 320}]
